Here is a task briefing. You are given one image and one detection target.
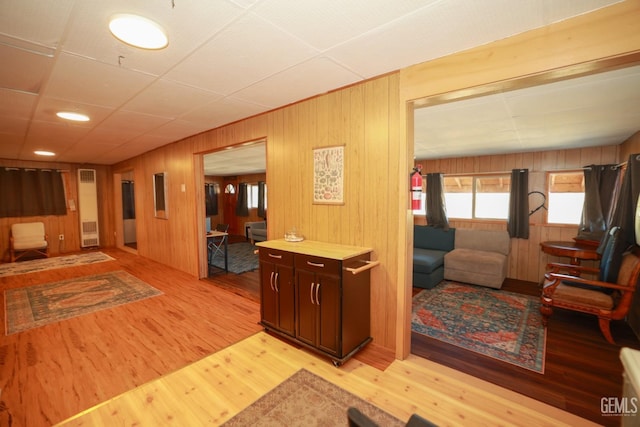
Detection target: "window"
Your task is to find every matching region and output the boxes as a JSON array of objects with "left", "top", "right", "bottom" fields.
[
  {"left": 547, "top": 171, "right": 584, "bottom": 224},
  {"left": 247, "top": 183, "right": 267, "bottom": 210},
  {"left": 248, "top": 184, "right": 259, "bottom": 208},
  {"left": 443, "top": 174, "right": 510, "bottom": 220}
]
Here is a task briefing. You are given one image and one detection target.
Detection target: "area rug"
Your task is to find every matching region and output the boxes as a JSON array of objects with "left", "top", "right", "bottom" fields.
[
  {"left": 211, "top": 242, "right": 258, "bottom": 274},
  {"left": 4, "top": 270, "right": 162, "bottom": 334},
  {"left": 412, "top": 281, "right": 546, "bottom": 373},
  {"left": 222, "top": 369, "right": 404, "bottom": 426},
  {"left": 0, "top": 251, "right": 115, "bottom": 278}
]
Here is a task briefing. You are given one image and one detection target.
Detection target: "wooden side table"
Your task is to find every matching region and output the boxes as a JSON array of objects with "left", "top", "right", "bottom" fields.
[{"left": 540, "top": 240, "right": 601, "bottom": 265}]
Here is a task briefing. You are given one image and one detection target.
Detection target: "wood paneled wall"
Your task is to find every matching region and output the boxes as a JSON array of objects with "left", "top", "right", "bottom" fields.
[
  {"left": 0, "top": 160, "right": 113, "bottom": 262},
  {"left": 415, "top": 145, "right": 620, "bottom": 283},
  {"left": 106, "top": 1, "right": 640, "bottom": 355}
]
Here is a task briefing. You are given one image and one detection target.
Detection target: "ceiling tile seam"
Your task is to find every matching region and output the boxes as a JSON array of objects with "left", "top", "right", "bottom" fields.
[
  {"left": 20, "top": 0, "right": 86, "bottom": 161},
  {"left": 499, "top": 93, "right": 525, "bottom": 148},
  {"left": 0, "top": 37, "right": 55, "bottom": 57},
  {"left": 221, "top": 55, "right": 367, "bottom": 107},
  {"left": 146, "top": 5, "right": 255, "bottom": 81}
]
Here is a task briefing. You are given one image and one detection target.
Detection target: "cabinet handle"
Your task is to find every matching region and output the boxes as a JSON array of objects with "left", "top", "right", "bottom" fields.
[
  {"left": 269, "top": 271, "right": 275, "bottom": 291},
  {"left": 315, "top": 282, "right": 320, "bottom": 305},
  {"left": 268, "top": 253, "right": 282, "bottom": 259},
  {"left": 310, "top": 282, "right": 316, "bottom": 304},
  {"left": 274, "top": 272, "right": 279, "bottom": 292},
  {"left": 307, "top": 261, "right": 324, "bottom": 268}
]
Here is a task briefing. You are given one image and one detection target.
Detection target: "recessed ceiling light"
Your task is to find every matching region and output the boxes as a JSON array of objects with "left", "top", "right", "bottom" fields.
[
  {"left": 57, "top": 111, "right": 90, "bottom": 122},
  {"left": 34, "top": 150, "right": 56, "bottom": 157},
  {"left": 109, "top": 14, "right": 168, "bottom": 50}
]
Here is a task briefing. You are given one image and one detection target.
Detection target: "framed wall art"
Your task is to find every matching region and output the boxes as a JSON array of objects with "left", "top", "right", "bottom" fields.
[{"left": 313, "top": 145, "right": 344, "bottom": 205}]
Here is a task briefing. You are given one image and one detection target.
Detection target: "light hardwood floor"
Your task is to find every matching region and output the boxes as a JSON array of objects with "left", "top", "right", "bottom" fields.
[{"left": 1, "top": 248, "right": 594, "bottom": 426}]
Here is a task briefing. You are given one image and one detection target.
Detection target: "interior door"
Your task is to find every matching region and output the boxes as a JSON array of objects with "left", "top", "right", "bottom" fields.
[{"left": 223, "top": 179, "right": 238, "bottom": 235}]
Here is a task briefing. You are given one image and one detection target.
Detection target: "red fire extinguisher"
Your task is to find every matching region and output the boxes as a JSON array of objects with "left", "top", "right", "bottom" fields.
[{"left": 411, "top": 165, "right": 423, "bottom": 210}]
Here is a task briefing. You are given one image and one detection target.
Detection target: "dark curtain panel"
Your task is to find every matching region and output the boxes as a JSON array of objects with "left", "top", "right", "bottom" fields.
[
  {"left": 0, "top": 168, "right": 66, "bottom": 218},
  {"left": 508, "top": 169, "right": 529, "bottom": 238},
  {"left": 257, "top": 181, "right": 266, "bottom": 218},
  {"left": 236, "top": 182, "right": 249, "bottom": 216},
  {"left": 425, "top": 173, "right": 449, "bottom": 229},
  {"left": 205, "top": 183, "right": 218, "bottom": 216},
  {"left": 577, "top": 164, "right": 620, "bottom": 243},
  {"left": 121, "top": 181, "right": 136, "bottom": 219},
  {"left": 617, "top": 154, "right": 640, "bottom": 340},
  {"left": 610, "top": 155, "right": 640, "bottom": 247}
]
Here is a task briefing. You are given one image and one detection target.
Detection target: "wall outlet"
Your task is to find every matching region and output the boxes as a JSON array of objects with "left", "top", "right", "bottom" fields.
[{"left": 59, "top": 234, "right": 64, "bottom": 241}]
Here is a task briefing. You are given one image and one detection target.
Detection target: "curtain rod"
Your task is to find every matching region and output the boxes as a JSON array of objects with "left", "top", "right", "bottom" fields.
[
  {"left": 424, "top": 163, "right": 626, "bottom": 176},
  {"left": 4, "top": 167, "right": 70, "bottom": 172}
]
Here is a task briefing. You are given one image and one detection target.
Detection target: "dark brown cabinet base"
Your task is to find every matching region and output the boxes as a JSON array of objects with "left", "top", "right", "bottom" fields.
[{"left": 257, "top": 240, "right": 375, "bottom": 366}]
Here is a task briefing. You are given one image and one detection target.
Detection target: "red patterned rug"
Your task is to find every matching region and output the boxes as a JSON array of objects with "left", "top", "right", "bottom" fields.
[
  {"left": 412, "top": 281, "right": 546, "bottom": 373},
  {"left": 4, "top": 270, "right": 162, "bottom": 334}
]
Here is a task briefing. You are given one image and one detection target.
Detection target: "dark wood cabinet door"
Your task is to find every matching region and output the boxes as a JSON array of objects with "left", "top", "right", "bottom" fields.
[
  {"left": 316, "top": 275, "right": 340, "bottom": 355},
  {"left": 259, "top": 260, "right": 278, "bottom": 329},
  {"left": 295, "top": 269, "right": 317, "bottom": 347},
  {"left": 275, "top": 264, "right": 295, "bottom": 336}
]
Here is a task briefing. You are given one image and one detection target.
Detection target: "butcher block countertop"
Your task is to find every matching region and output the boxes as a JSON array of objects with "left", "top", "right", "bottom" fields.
[{"left": 256, "top": 239, "right": 372, "bottom": 260}]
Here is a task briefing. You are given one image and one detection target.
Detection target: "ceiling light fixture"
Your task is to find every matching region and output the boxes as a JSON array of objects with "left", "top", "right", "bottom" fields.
[
  {"left": 56, "top": 111, "right": 90, "bottom": 122},
  {"left": 34, "top": 150, "right": 56, "bottom": 157},
  {"left": 109, "top": 14, "right": 168, "bottom": 50}
]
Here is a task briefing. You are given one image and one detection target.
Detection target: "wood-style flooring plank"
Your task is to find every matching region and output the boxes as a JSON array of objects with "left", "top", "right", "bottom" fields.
[
  {"left": 57, "top": 332, "right": 594, "bottom": 427},
  {"left": 0, "top": 248, "right": 263, "bottom": 426}
]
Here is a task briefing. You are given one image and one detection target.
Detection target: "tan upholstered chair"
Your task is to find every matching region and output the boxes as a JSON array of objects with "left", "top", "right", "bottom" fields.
[
  {"left": 10, "top": 222, "right": 49, "bottom": 262},
  {"left": 541, "top": 247, "right": 640, "bottom": 344}
]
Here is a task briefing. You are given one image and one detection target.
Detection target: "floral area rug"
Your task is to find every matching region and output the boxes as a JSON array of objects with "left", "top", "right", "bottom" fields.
[
  {"left": 0, "top": 251, "right": 114, "bottom": 278},
  {"left": 222, "top": 369, "right": 404, "bottom": 426},
  {"left": 412, "top": 281, "right": 546, "bottom": 373},
  {"left": 4, "top": 270, "right": 162, "bottom": 334}
]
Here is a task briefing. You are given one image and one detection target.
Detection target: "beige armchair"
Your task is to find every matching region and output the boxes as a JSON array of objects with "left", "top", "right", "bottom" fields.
[
  {"left": 10, "top": 222, "right": 49, "bottom": 262},
  {"left": 247, "top": 221, "right": 267, "bottom": 244}
]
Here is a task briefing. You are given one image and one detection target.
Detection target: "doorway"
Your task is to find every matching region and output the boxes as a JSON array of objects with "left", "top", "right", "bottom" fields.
[
  {"left": 195, "top": 139, "right": 267, "bottom": 279},
  {"left": 113, "top": 170, "right": 137, "bottom": 254}
]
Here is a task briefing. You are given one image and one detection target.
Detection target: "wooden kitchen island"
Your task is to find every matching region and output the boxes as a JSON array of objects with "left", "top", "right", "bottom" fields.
[{"left": 256, "top": 239, "right": 378, "bottom": 366}]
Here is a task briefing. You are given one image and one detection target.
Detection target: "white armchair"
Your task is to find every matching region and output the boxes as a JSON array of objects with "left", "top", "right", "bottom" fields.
[{"left": 10, "top": 222, "right": 49, "bottom": 262}]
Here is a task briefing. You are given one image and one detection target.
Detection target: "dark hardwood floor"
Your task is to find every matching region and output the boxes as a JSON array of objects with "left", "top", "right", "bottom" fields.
[{"left": 411, "top": 278, "right": 640, "bottom": 426}]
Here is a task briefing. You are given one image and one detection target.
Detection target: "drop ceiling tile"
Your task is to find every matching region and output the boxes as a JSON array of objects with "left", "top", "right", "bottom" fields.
[
  {"left": 541, "top": 0, "right": 623, "bottom": 24},
  {"left": 231, "top": 57, "right": 362, "bottom": 108},
  {"left": 0, "top": 0, "right": 74, "bottom": 48},
  {"left": 60, "top": 0, "right": 244, "bottom": 76},
  {"left": 326, "top": 0, "right": 611, "bottom": 79},
  {"left": 0, "top": 89, "right": 37, "bottom": 119},
  {"left": 252, "top": 0, "right": 437, "bottom": 51},
  {"left": 165, "top": 13, "right": 319, "bottom": 95},
  {"left": 0, "top": 116, "right": 30, "bottom": 137},
  {"left": 146, "top": 119, "right": 215, "bottom": 142},
  {"left": 0, "top": 133, "right": 24, "bottom": 158},
  {"left": 180, "top": 97, "right": 269, "bottom": 130},
  {"left": 25, "top": 120, "right": 93, "bottom": 150},
  {"left": 44, "top": 53, "right": 155, "bottom": 108},
  {"left": 97, "top": 110, "right": 171, "bottom": 134},
  {"left": 0, "top": 43, "right": 53, "bottom": 94},
  {"left": 122, "top": 79, "right": 222, "bottom": 118}
]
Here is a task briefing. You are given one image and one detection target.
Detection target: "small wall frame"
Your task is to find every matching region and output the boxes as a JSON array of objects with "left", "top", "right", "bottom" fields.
[{"left": 313, "top": 145, "right": 344, "bottom": 205}]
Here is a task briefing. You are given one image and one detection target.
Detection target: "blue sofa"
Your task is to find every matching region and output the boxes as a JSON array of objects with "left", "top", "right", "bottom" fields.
[{"left": 413, "top": 225, "right": 456, "bottom": 289}]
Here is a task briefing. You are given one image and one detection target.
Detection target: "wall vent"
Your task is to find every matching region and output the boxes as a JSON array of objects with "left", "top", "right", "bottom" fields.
[{"left": 77, "top": 168, "right": 100, "bottom": 248}]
